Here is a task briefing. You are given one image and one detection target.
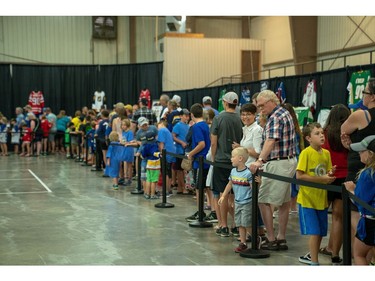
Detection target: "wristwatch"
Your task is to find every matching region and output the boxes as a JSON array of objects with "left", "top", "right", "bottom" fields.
[{"left": 257, "top": 158, "right": 266, "bottom": 163}]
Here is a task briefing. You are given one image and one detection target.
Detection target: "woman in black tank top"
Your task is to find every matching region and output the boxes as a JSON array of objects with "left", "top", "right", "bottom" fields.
[{"left": 340, "top": 77, "right": 375, "bottom": 262}]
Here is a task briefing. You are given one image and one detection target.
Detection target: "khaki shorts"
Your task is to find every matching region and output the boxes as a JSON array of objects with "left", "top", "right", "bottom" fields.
[{"left": 258, "top": 157, "right": 297, "bottom": 206}]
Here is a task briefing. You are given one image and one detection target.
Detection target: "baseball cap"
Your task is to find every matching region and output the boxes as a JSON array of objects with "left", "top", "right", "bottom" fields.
[
  {"left": 182, "top": 108, "right": 190, "bottom": 115},
  {"left": 145, "top": 130, "right": 157, "bottom": 143},
  {"left": 172, "top": 94, "right": 181, "bottom": 104},
  {"left": 124, "top": 104, "right": 133, "bottom": 111},
  {"left": 139, "top": 98, "right": 148, "bottom": 106},
  {"left": 348, "top": 100, "right": 368, "bottom": 110},
  {"left": 222, "top": 91, "right": 239, "bottom": 105},
  {"left": 350, "top": 135, "right": 375, "bottom": 153},
  {"left": 114, "top": 102, "right": 124, "bottom": 109},
  {"left": 202, "top": 96, "right": 212, "bottom": 104},
  {"left": 138, "top": 116, "right": 149, "bottom": 126}
]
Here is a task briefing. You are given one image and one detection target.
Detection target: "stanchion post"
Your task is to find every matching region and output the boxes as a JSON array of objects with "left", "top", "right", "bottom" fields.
[
  {"left": 155, "top": 148, "right": 174, "bottom": 208},
  {"left": 189, "top": 156, "right": 212, "bottom": 227},
  {"left": 341, "top": 184, "right": 352, "bottom": 265},
  {"left": 91, "top": 136, "right": 103, "bottom": 171},
  {"left": 240, "top": 170, "right": 270, "bottom": 258},
  {"left": 131, "top": 154, "right": 144, "bottom": 195}
]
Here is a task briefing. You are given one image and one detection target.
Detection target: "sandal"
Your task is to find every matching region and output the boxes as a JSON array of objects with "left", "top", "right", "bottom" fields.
[
  {"left": 319, "top": 246, "right": 332, "bottom": 256},
  {"left": 277, "top": 239, "right": 288, "bottom": 250}
]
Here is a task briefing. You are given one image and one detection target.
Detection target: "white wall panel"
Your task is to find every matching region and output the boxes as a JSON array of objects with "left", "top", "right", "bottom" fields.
[
  {"left": 162, "top": 37, "right": 263, "bottom": 91},
  {"left": 195, "top": 17, "right": 242, "bottom": 38},
  {"left": 318, "top": 16, "right": 375, "bottom": 54},
  {"left": 250, "top": 16, "right": 293, "bottom": 65}
]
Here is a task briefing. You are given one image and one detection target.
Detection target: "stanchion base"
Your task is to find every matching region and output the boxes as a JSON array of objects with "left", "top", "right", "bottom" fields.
[
  {"left": 239, "top": 248, "right": 270, "bottom": 259},
  {"left": 189, "top": 221, "right": 213, "bottom": 228},
  {"left": 131, "top": 189, "right": 144, "bottom": 195},
  {"left": 155, "top": 202, "right": 175, "bottom": 208}
]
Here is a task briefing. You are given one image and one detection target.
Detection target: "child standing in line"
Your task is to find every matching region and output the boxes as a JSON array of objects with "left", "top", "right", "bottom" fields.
[
  {"left": 0, "top": 116, "right": 9, "bottom": 156},
  {"left": 10, "top": 118, "right": 21, "bottom": 155},
  {"left": 296, "top": 122, "right": 336, "bottom": 266},
  {"left": 218, "top": 147, "right": 253, "bottom": 253},
  {"left": 65, "top": 122, "right": 75, "bottom": 158},
  {"left": 40, "top": 115, "right": 52, "bottom": 155},
  {"left": 139, "top": 130, "right": 161, "bottom": 199},
  {"left": 344, "top": 135, "right": 375, "bottom": 265},
  {"left": 20, "top": 123, "right": 32, "bottom": 157},
  {"left": 106, "top": 131, "right": 125, "bottom": 190},
  {"left": 121, "top": 119, "right": 135, "bottom": 186}
]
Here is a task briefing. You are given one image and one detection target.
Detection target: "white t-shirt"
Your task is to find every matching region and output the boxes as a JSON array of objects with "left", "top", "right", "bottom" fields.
[{"left": 240, "top": 122, "right": 263, "bottom": 166}]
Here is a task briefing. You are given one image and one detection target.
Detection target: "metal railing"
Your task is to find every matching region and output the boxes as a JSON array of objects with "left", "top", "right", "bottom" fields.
[{"left": 205, "top": 49, "right": 375, "bottom": 87}]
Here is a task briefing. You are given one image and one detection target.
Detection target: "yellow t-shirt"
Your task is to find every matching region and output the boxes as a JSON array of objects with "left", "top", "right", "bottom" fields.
[{"left": 296, "top": 146, "right": 332, "bottom": 210}]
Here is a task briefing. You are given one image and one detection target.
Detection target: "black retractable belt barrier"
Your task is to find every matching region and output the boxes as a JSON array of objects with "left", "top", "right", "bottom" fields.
[
  {"left": 131, "top": 154, "right": 144, "bottom": 195},
  {"left": 240, "top": 170, "right": 270, "bottom": 258},
  {"left": 155, "top": 148, "right": 174, "bottom": 208},
  {"left": 189, "top": 156, "right": 212, "bottom": 228}
]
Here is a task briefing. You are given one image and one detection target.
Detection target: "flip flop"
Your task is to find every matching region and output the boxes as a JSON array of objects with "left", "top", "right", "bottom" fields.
[{"left": 319, "top": 246, "right": 332, "bottom": 256}]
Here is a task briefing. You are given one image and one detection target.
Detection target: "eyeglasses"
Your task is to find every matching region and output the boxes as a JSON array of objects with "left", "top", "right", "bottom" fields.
[
  {"left": 257, "top": 100, "right": 270, "bottom": 109},
  {"left": 362, "top": 90, "right": 373, "bottom": 95}
]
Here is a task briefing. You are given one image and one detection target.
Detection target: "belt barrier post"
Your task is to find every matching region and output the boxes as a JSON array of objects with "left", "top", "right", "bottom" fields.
[
  {"left": 240, "top": 170, "right": 270, "bottom": 258},
  {"left": 342, "top": 184, "right": 352, "bottom": 265},
  {"left": 189, "top": 156, "right": 212, "bottom": 227},
  {"left": 155, "top": 148, "right": 174, "bottom": 208},
  {"left": 131, "top": 154, "right": 144, "bottom": 195}
]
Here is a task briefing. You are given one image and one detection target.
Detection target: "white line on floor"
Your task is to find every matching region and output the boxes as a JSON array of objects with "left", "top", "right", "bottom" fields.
[
  {"left": 0, "top": 191, "right": 49, "bottom": 195},
  {"left": 0, "top": 178, "right": 35, "bottom": 181},
  {"left": 28, "top": 169, "right": 52, "bottom": 193}
]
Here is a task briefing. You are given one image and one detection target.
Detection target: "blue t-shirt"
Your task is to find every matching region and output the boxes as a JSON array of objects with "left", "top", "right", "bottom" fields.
[
  {"left": 191, "top": 121, "right": 211, "bottom": 169},
  {"left": 56, "top": 116, "right": 71, "bottom": 132},
  {"left": 96, "top": 118, "right": 109, "bottom": 139},
  {"left": 157, "top": 127, "right": 176, "bottom": 163},
  {"left": 172, "top": 121, "right": 189, "bottom": 155},
  {"left": 229, "top": 167, "right": 252, "bottom": 205}
]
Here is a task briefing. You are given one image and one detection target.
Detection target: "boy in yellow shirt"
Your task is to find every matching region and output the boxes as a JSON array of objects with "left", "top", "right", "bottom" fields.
[{"left": 296, "top": 122, "right": 336, "bottom": 265}]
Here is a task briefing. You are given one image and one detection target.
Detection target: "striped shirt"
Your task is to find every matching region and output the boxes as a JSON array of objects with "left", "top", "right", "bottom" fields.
[
  {"left": 132, "top": 106, "right": 157, "bottom": 126},
  {"left": 263, "top": 105, "right": 296, "bottom": 160}
]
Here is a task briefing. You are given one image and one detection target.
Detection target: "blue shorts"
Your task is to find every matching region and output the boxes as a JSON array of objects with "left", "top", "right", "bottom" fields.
[{"left": 299, "top": 205, "right": 328, "bottom": 236}]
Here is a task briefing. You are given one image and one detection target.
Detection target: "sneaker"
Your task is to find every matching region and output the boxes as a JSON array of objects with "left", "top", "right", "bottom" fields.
[
  {"left": 220, "top": 227, "right": 231, "bottom": 237},
  {"left": 204, "top": 211, "right": 218, "bottom": 223},
  {"left": 231, "top": 227, "right": 239, "bottom": 237},
  {"left": 144, "top": 194, "right": 151, "bottom": 199},
  {"left": 118, "top": 178, "right": 125, "bottom": 185},
  {"left": 276, "top": 239, "right": 288, "bottom": 250},
  {"left": 331, "top": 256, "right": 343, "bottom": 265},
  {"left": 234, "top": 243, "right": 248, "bottom": 253},
  {"left": 150, "top": 195, "right": 159, "bottom": 200},
  {"left": 112, "top": 185, "right": 119, "bottom": 190},
  {"left": 299, "top": 252, "right": 312, "bottom": 265},
  {"left": 185, "top": 211, "right": 206, "bottom": 222}
]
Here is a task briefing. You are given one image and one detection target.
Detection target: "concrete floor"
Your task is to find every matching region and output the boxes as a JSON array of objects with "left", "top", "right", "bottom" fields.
[{"left": 0, "top": 153, "right": 345, "bottom": 267}]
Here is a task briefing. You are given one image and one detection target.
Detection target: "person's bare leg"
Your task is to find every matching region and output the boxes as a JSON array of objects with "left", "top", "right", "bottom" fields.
[
  {"left": 259, "top": 203, "right": 275, "bottom": 241},
  {"left": 276, "top": 201, "right": 290, "bottom": 240}
]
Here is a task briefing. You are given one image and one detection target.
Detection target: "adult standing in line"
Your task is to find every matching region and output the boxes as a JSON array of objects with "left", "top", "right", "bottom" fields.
[
  {"left": 211, "top": 91, "right": 243, "bottom": 237},
  {"left": 232, "top": 103, "right": 265, "bottom": 238},
  {"left": 341, "top": 77, "right": 375, "bottom": 262},
  {"left": 319, "top": 104, "right": 351, "bottom": 265},
  {"left": 45, "top": 107, "right": 57, "bottom": 154},
  {"left": 249, "top": 90, "right": 297, "bottom": 251},
  {"left": 158, "top": 94, "right": 170, "bottom": 122},
  {"left": 131, "top": 98, "right": 157, "bottom": 134},
  {"left": 202, "top": 96, "right": 219, "bottom": 116}
]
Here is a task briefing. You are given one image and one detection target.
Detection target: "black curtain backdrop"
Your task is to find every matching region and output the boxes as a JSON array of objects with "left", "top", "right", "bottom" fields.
[
  {"left": 164, "top": 64, "right": 375, "bottom": 120},
  {"left": 2, "top": 61, "right": 375, "bottom": 120},
  {"left": 1, "top": 61, "right": 163, "bottom": 118}
]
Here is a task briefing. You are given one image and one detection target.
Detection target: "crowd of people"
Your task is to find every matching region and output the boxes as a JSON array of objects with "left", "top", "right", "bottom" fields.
[{"left": 1, "top": 81, "right": 374, "bottom": 266}]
